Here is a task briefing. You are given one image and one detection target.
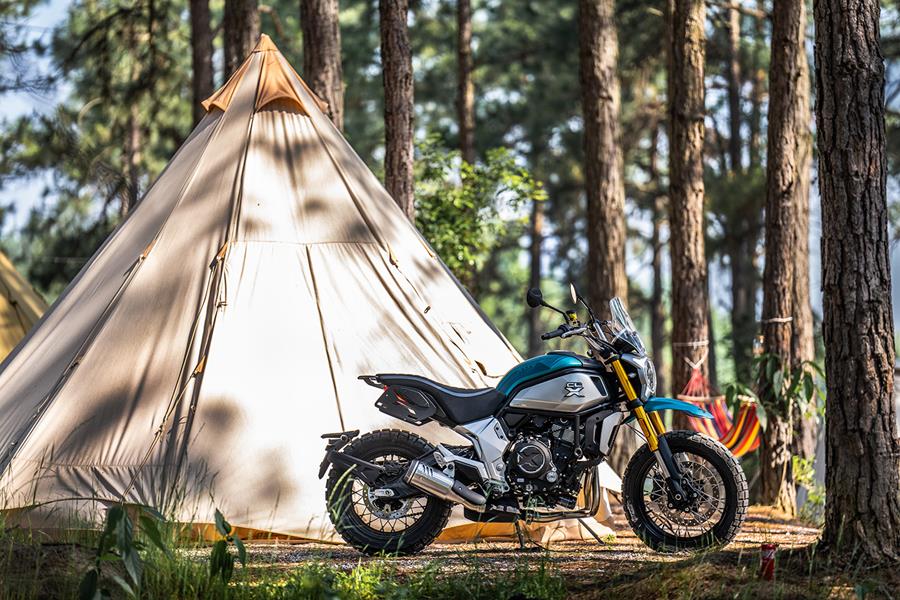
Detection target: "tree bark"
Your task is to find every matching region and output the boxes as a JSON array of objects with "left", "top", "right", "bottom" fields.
[
  {"left": 759, "top": 0, "right": 813, "bottom": 515},
  {"left": 722, "top": 2, "right": 760, "bottom": 387},
  {"left": 707, "top": 281, "right": 718, "bottom": 390},
  {"left": 787, "top": 2, "right": 816, "bottom": 464},
  {"left": 748, "top": 0, "right": 765, "bottom": 170},
  {"left": 224, "top": 0, "right": 260, "bottom": 76},
  {"left": 725, "top": 4, "right": 742, "bottom": 174},
  {"left": 790, "top": 187, "right": 816, "bottom": 460},
  {"left": 527, "top": 198, "right": 544, "bottom": 357},
  {"left": 727, "top": 235, "right": 759, "bottom": 384},
  {"left": 380, "top": 0, "right": 415, "bottom": 219},
  {"left": 649, "top": 127, "right": 667, "bottom": 397},
  {"left": 301, "top": 0, "right": 344, "bottom": 130},
  {"left": 579, "top": 0, "right": 633, "bottom": 472},
  {"left": 668, "top": 0, "right": 709, "bottom": 401},
  {"left": 456, "top": 0, "right": 475, "bottom": 164},
  {"left": 189, "top": 0, "right": 214, "bottom": 125},
  {"left": 815, "top": 0, "right": 900, "bottom": 562},
  {"left": 579, "top": 0, "right": 628, "bottom": 311}
]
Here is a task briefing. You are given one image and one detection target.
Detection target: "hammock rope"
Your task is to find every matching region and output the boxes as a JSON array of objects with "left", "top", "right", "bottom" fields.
[{"left": 675, "top": 360, "right": 761, "bottom": 458}]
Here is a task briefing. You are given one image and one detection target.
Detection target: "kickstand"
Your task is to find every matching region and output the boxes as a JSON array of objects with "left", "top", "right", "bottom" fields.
[
  {"left": 514, "top": 520, "right": 527, "bottom": 549},
  {"left": 577, "top": 517, "right": 608, "bottom": 545}
]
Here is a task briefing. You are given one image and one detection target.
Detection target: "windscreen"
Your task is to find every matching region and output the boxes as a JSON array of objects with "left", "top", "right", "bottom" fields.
[{"left": 609, "top": 297, "right": 646, "bottom": 356}]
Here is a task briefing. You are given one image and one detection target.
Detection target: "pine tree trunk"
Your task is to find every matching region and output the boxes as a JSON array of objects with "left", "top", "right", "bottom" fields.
[
  {"left": 123, "top": 22, "right": 141, "bottom": 217},
  {"left": 189, "top": 0, "right": 214, "bottom": 125},
  {"left": 579, "top": 0, "right": 628, "bottom": 311},
  {"left": 759, "top": 0, "right": 813, "bottom": 515},
  {"left": 123, "top": 102, "right": 141, "bottom": 217},
  {"left": 748, "top": 0, "right": 765, "bottom": 171},
  {"left": 728, "top": 236, "right": 759, "bottom": 384},
  {"left": 649, "top": 127, "right": 667, "bottom": 397},
  {"left": 787, "top": 2, "right": 816, "bottom": 463},
  {"left": 723, "top": 7, "right": 761, "bottom": 388},
  {"left": 527, "top": 198, "right": 544, "bottom": 357},
  {"left": 456, "top": 0, "right": 475, "bottom": 164},
  {"left": 815, "top": 0, "right": 900, "bottom": 562},
  {"left": 224, "top": 0, "right": 259, "bottom": 75},
  {"left": 379, "top": 0, "right": 415, "bottom": 220},
  {"left": 790, "top": 190, "right": 816, "bottom": 460},
  {"left": 725, "top": 5, "right": 742, "bottom": 175},
  {"left": 301, "top": 0, "right": 344, "bottom": 130},
  {"left": 668, "top": 0, "right": 709, "bottom": 403},
  {"left": 579, "top": 0, "right": 633, "bottom": 472},
  {"left": 707, "top": 280, "right": 718, "bottom": 390}
]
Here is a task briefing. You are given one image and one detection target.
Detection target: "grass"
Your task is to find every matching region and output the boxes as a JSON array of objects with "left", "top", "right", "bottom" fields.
[{"left": 0, "top": 526, "right": 567, "bottom": 600}]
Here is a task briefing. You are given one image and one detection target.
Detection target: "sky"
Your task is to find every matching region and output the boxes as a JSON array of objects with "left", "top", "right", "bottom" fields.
[{"left": 1, "top": 0, "right": 899, "bottom": 341}]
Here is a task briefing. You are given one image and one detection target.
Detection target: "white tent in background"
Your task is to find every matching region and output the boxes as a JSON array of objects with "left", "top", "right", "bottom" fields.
[{"left": 0, "top": 36, "right": 616, "bottom": 542}]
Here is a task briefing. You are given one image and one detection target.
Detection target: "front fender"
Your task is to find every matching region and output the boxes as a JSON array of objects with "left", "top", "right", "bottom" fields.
[{"left": 624, "top": 397, "right": 712, "bottom": 423}]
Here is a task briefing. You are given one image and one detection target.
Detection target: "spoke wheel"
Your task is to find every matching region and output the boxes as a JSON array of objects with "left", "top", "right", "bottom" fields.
[
  {"left": 623, "top": 431, "right": 748, "bottom": 552},
  {"left": 326, "top": 429, "right": 451, "bottom": 555}
]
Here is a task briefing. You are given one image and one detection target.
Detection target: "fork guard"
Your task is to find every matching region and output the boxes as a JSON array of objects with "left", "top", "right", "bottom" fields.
[{"left": 623, "top": 397, "right": 713, "bottom": 423}]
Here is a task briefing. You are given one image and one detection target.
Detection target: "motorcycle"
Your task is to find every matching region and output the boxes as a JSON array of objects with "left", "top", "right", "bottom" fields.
[{"left": 319, "top": 286, "right": 748, "bottom": 555}]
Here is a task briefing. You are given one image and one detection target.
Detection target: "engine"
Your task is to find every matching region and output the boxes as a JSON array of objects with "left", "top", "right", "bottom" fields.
[{"left": 505, "top": 416, "right": 581, "bottom": 507}]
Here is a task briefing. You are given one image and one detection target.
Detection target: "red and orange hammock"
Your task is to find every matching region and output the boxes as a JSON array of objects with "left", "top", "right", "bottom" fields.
[{"left": 677, "top": 367, "right": 761, "bottom": 458}]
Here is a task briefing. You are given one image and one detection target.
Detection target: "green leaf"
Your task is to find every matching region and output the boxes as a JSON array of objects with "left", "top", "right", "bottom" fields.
[
  {"left": 78, "top": 567, "right": 100, "bottom": 600},
  {"left": 210, "top": 539, "right": 227, "bottom": 578},
  {"left": 120, "top": 547, "right": 142, "bottom": 589},
  {"left": 139, "top": 515, "right": 172, "bottom": 558},
  {"left": 137, "top": 505, "right": 166, "bottom": 522},
  {"left": 233, "top": 535, "right": 247, "bottom": 567},
  {"left": 214, "top": 509, "right": 231, "bottom": 537},
  {"left": 803, "top": 374, "right": 814, "bottom": 403},
  {"left": 109, "top": 574, "right": 137, "bottom": 599}
]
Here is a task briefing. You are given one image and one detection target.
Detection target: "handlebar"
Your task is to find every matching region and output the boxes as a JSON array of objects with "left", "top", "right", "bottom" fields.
[
  {"left": 540, "top": 325, "right": 569, "bottom": 340},
  {"left": 540, "top": 324, "right": 588, "bottom": 340}
]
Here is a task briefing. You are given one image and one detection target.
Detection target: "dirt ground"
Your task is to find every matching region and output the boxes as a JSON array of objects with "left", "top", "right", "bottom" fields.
[{"left": 236, "top": 503, "right": 860, "bottom": 598}]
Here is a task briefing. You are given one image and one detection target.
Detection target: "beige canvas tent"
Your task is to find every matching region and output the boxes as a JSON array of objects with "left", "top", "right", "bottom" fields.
[
  {"left": 0, "top": 251, "right": 46, "bottom": 359},
  {"left": 0, "top": 36, "right": 616, "bottom": 542}
]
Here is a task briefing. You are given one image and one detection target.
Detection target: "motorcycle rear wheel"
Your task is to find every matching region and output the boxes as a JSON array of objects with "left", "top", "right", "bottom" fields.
[
  {"left": 325, "top": 429, "right": 451, "bottom": 555},
  {"left": 622, "top": 431, "right": 748, "bottom": 552}
]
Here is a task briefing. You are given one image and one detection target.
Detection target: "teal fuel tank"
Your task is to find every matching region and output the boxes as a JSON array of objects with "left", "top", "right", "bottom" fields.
[{"left": 496, "top": 352, "right": 584, "bottom": 396}]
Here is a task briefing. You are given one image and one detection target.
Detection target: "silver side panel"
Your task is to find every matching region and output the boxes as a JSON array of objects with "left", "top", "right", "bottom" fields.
[
  {"left": 454, "top": 417, "right": 510, "bottom": 487},
  {"left": 597, "top": 412, "right": 623, "bottom": 455},
  {"left": 508, "top": 373, "right": 609, "bottom": 413}
]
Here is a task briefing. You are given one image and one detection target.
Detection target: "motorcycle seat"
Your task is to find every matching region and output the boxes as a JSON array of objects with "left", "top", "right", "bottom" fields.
[{"left": 375, "top": 374, "right": 505, "bottom": 425}]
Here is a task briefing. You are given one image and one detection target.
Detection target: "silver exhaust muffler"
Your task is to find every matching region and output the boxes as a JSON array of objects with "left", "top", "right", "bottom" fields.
[{"left": 403, "top": 460, "right": 487, "bottom": 512}]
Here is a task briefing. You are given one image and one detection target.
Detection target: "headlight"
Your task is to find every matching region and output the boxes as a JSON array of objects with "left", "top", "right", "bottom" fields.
[
  {"left": 645, "top": 359, "right": 657, "bottom": 397},
  {"left": 620, "top": 354, "right": 656, "bottom": 399}
]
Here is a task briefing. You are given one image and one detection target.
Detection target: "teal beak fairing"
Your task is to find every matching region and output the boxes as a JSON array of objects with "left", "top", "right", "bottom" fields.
[{"left": 624, "top": 397, "right": 713, "bottom": 423}]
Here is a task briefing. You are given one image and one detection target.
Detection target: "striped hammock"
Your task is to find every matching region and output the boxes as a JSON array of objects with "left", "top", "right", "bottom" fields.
[{"left": 677, "top": 367, "right": 761, "bottom": 458}]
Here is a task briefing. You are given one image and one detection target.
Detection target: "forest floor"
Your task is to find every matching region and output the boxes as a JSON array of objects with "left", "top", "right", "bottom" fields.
[
  {"left": 2, "top": 503, "right": 897, "bottom": 599},
  {"left": 221, "top": 502, "right": 895, "bottom": 599}
]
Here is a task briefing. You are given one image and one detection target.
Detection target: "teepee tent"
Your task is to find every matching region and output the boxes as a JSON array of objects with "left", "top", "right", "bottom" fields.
[
  {"left": 0, "top": 251, "right": 46, "bottom": 360},
  {"left": 0, "top": 36, "right": 616, "bottom": 541}
]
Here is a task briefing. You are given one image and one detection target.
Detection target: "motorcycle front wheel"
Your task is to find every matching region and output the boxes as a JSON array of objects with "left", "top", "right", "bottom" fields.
[
  {"left": 622, "top": 430, "right": 748, "bottom": 552},
  {"left": 325, "top": 429, "right": 451, "bottom": 555}
]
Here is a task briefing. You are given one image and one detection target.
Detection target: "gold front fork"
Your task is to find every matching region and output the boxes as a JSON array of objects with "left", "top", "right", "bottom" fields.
[{"left": 611, "top": 359, "right": 666, "bottom": 451}]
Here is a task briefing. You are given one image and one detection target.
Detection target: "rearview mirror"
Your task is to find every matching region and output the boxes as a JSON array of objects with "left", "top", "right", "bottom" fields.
[
  {"left": 569, "top": 283, "right": 578, "bottom": 305},
  {"left": 526, "top": 287, "right": 544, "bottom": 309}
]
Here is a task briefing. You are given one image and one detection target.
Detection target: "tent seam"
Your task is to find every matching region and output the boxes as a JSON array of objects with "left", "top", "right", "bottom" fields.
[{"left": 306, "top": 245, "right": 346, "bottom": 431}]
